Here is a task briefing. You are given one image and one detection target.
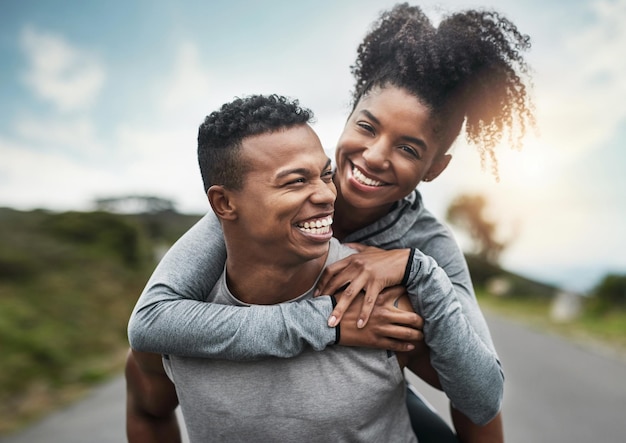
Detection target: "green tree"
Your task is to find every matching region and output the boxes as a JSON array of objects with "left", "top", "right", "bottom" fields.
[
  {"left": 588, "top": 273, "right": 626, "bottom": 313},
  {"left": 445, "top": 194, "right": 509, "bottom": 264}
]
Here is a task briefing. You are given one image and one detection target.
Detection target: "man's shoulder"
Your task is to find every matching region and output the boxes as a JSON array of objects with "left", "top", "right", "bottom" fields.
[{"left": 327, "top": 238, "right": 357, "bottom": 265}]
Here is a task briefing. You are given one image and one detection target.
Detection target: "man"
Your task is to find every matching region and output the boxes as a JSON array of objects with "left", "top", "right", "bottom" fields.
[{"left": 127, "top": 94, "right": 425, "bottom": 442}]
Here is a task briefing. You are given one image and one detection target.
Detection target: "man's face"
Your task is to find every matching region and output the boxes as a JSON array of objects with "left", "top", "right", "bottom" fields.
[{"left": 230, "top": 124, "right": 336, "bottom": 265}]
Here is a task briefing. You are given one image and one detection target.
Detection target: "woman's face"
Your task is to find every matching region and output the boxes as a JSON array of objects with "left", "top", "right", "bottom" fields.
[{"left": 334, "top": 86, "right": 451, "bottom": 212}]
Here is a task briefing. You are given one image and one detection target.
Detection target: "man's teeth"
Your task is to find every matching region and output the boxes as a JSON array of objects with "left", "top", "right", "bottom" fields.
[
  {"left": 298, "top": 216, "right": 333, "bottom": 234},
  {"left": 353, "top": 166, "right": 385, "bottom": 187}
]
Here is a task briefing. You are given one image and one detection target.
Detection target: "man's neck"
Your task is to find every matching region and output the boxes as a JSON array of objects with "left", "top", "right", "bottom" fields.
[{"left": 224, "top": 249, "right": 329, "bottom": 305}]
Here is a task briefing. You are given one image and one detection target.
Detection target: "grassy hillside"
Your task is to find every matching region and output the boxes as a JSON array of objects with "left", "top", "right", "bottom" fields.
[
  {"left": 0, "top": 208, "right": 201, "bottom": 435},
  {"left": 466, "top": 254, "right": 626, "bottom": 356}
]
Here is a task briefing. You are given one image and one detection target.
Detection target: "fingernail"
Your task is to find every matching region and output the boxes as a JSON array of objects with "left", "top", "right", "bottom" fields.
[
  {"left": 328, "top": 316, "right": 337, "bottom": 327},
  {"left": 357, "top": 319, "right": 364, "bottom": 329},
  {"left": 314, "top": 289, "right": 320, "bottom": 297},
  {"left": 406, "top": 344, "right": 415, "bottom": 351}
]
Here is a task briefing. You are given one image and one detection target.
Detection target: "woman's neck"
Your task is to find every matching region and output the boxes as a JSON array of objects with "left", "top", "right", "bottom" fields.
[{"left": 332, "top": 192, "right": 393, "bottom": 241}]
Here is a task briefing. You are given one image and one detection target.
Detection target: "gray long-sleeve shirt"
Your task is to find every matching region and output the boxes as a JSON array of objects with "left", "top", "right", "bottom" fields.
[{"left": 128, "top": 189, "right": 503, "bottom": 425}]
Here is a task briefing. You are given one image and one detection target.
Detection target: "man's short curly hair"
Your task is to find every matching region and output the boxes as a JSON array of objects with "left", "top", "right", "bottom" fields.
[
  {"left": 198, "top": 94, "right": 314, "bottom": 191},
  {"left": 351, "top": 3, "right": 535, "bottom": 178}
]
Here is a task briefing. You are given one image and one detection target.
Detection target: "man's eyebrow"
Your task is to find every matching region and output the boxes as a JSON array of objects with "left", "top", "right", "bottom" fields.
[
  {"left": 360, "top": 109, "right": 429, "bottom": 151},
  {"left": 275, "top": 158, "right": 332, "bottom": 180}
]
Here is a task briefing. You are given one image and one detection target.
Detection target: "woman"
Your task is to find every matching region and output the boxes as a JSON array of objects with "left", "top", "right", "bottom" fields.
[{"left": 128, "top": 4, "right": 533, "bottom": 441}]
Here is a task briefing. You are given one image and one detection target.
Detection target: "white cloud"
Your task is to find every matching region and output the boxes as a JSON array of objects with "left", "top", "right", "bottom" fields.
[
  {"left": 111, "top": 122, "right": 207, "bottom": 212},
  {"left": 20, "top": 26, "right": 105, "bottom": 112},
  {"left": 14, "top": 115, "right": 103, "bottom": 158},
  {"left": 0, "top": 136, "right": 111, "bottom": 210},
  {"left": 157, "top": 42, "right": 212, "bottom": 115}
]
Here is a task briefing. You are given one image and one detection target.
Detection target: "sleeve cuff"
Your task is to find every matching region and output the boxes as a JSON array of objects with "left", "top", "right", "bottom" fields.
[
  {"left": 330, "top": 294, "right": 340, "bottom": 345},
  {"left": 401, "top": 248, "right": 416, "bottom": 286}
]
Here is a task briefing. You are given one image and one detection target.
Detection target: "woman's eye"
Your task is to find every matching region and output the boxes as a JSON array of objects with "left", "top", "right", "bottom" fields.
[
  {"left": 400, "top": 145, "right": 420, "bottom": 159},
  {"left": 357, "top": 122, "right": 375, "bottom": 134}
]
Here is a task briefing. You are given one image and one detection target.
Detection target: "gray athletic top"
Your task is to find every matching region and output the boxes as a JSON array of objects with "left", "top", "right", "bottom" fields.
[
  {"left": 129, "top": 190, "right": 503, "bottom": 425},
  {"left": 162, "top": 239, "right": 417, "bottom": 442}
]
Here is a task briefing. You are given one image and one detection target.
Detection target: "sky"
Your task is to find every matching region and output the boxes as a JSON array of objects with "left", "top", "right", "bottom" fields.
[{"left": 1, "top": 0, "right": 625, "bottom": 293}]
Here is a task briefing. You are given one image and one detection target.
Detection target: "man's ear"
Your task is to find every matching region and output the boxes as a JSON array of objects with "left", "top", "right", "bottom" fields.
[
  {"left": 207, "top": 185, "right": 238, "bottom": 221},
  {"left": 424, "top": 153, "right": 452, "bottom": 182}
]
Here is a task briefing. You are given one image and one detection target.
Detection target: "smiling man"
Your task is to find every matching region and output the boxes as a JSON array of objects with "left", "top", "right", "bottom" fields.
[{"left": 127, "top": 94, "right": 421, "bottom": 442}]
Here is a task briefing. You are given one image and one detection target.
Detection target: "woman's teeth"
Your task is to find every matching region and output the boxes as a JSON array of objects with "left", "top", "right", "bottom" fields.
[{"left": 353, "top": 166, "right": 384, "bottom": 187}]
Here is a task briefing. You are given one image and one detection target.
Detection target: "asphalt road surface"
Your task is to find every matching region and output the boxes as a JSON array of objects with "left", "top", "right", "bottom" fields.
[{"left": 2, "top": 314, "right": 625, "bottom": 443}]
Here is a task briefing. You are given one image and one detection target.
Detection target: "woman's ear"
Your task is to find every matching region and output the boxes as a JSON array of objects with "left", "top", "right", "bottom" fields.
[
  {"left": 208, "top": 185, "right": 238, "bottom": 221},
  {"left": 424, "top": 154, "right": 452, "bottom": 182}
]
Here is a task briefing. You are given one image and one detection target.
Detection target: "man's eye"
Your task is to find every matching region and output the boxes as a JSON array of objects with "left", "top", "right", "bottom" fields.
[{"left": 321, "top": 170, "right": 335, "bottom": 182}]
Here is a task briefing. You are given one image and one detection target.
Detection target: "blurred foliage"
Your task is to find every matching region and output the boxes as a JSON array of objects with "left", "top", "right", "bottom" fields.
[
  {"left": 585, "top": 273, "right": 626, "bottom": 315},
  {"left": 472, "top": 259, "right": 626, "bottom": 358},
  {"left": 465, "top": 254, "right": 556, "bottom": 299},
  {"left": 446, "top": 194, "right": 510, "bottom": 264},
  {"left": 0, "top": 207, "right": 201, "bottom": 434}
]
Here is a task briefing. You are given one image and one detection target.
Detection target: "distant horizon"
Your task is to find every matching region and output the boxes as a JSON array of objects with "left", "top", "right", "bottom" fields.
[{"left": 0, "top": 200, "right": 613, "bottom": 294}]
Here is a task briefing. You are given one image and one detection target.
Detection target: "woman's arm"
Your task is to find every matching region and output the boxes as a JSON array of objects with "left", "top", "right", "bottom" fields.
[
  {"left": 316, "top": 238, "right": 502, "bottom": 424},
  {"left": 128, "top": 212, "right": 421, "bottom": 359},
  {"left": 404, "top": 245, "right": 503, "bottom": 426},
  {"left": 128, "top": 212, "right": 336, "bottom": 359}
]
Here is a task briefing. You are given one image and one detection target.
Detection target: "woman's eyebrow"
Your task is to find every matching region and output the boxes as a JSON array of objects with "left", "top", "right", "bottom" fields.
[{"left": 360, "top": 109, "right": 380, "bottom": 125}]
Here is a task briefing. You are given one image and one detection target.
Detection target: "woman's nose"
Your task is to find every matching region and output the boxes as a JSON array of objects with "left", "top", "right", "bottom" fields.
[{"left": 362, "top": 141, "right": 390, "bottom": 170}]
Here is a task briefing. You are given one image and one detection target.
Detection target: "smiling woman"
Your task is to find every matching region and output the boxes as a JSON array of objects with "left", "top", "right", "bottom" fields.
[{"left": 332, "top": 86, "right": 452, "bottom": 239}]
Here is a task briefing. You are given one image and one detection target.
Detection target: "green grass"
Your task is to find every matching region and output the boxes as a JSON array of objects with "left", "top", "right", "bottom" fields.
[
  {"left": 476, "top": 289, "right": 626, "bottom": 357},
  {"left": 0, "top": 208, "right": 201, "bottom": 435}
]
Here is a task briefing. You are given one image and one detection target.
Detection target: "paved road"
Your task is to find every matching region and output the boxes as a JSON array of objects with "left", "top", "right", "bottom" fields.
[
  {"left": 2, "top": 315, "right": 625, "bottom": 443},
  {"left": 408, "top": 315, "right": 626, "bottom": 443}
]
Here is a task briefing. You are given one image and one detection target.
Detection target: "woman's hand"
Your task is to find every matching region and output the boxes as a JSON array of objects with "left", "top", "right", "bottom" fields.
[
  {"left": 315, "top": 244, "right": 411, "bottom": 328},
  {"left": 337, "top": 285, "right": 423, "bottom": 352}
]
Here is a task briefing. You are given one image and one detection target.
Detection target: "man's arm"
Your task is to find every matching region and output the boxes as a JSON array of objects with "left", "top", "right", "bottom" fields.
[{"left": 125, "top": 350, "right": 181, "bottom": 443}]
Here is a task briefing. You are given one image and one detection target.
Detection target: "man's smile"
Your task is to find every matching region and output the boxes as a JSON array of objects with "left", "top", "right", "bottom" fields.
[{"left": 296, "top": 215, "right": 333, "bottom": 235}]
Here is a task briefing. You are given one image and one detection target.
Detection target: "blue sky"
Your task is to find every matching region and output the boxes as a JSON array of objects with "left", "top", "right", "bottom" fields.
[{"left": 1, "top": 0, "right": 625, "bottom": 292}]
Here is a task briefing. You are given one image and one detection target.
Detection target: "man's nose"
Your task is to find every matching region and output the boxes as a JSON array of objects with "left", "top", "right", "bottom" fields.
[{"left": 311, "top": 180, "right": 337, "bottom": 206}]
